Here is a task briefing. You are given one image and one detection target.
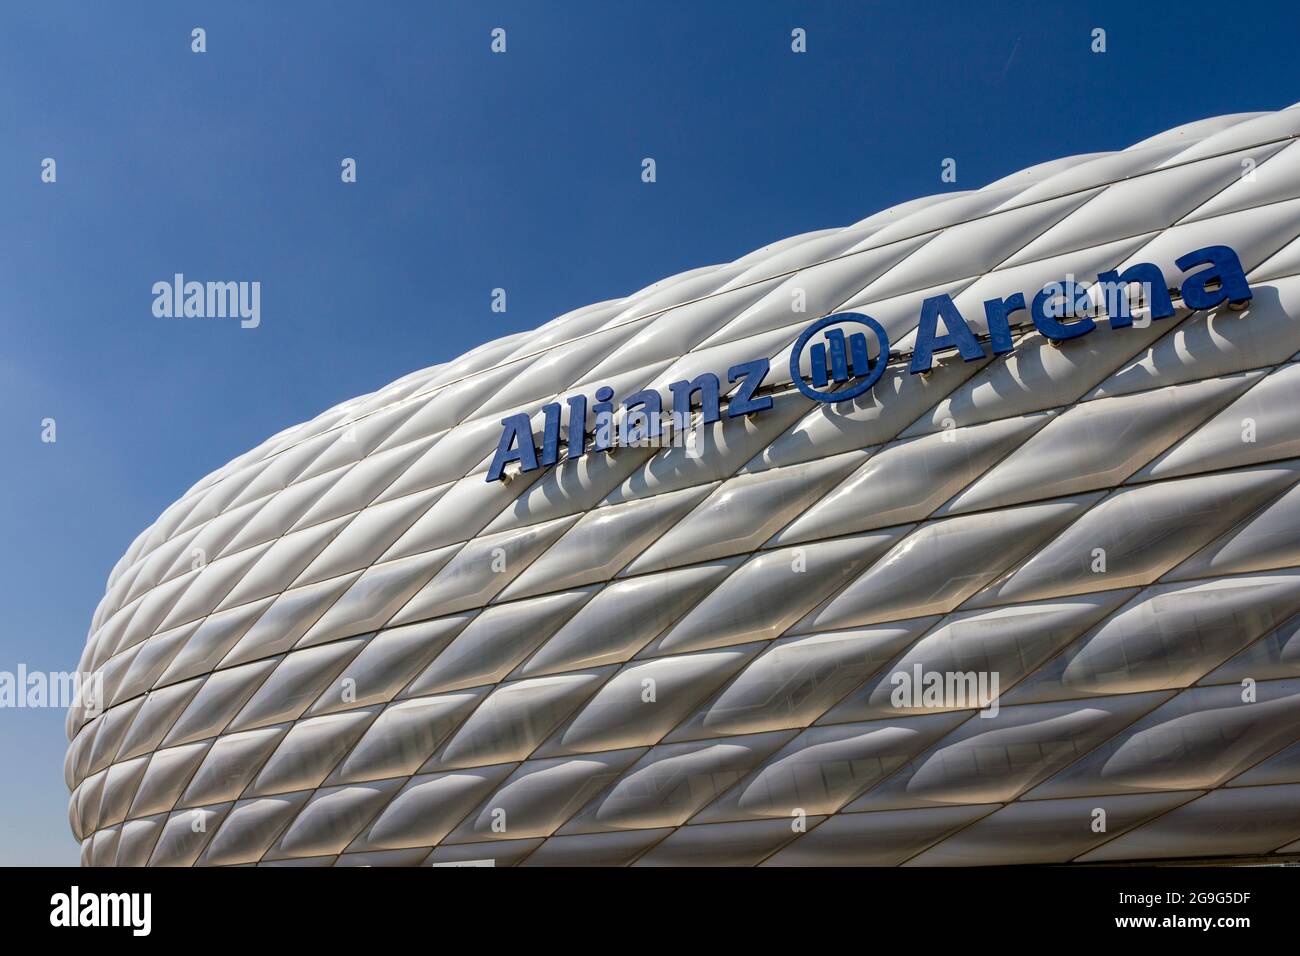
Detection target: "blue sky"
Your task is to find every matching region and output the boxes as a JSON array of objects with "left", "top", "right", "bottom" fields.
[{"left": 1, "top": 0, "right": 1297, "bottom": 865}]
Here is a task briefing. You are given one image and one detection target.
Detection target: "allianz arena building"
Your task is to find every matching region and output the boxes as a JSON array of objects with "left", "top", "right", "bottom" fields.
[{"left": 67, "top": 106, "right": 1300, "bottom": 867}]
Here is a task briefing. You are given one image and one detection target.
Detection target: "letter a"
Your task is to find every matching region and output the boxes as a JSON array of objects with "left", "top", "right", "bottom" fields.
[{"left": 486, "top": 414, "right": 539, "bottom": 481}]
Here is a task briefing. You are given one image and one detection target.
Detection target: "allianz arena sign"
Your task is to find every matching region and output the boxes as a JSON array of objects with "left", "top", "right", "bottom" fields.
[{"left": 488, "top": 242, "right": 1254, "bottom": 482}]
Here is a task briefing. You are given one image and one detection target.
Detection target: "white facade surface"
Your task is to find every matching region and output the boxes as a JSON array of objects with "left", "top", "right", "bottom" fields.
[{"left": 67, "top": 106, "right": 1300, "bottom": 866}]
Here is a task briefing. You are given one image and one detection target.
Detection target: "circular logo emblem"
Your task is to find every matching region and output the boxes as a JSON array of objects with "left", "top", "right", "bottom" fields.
[{"left": 789, "top": 313, "right": 890, "bottom": 403}]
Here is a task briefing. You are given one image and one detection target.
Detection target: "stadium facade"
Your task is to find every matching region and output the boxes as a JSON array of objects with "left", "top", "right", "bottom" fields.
[{"left": 67, "top": 106, "right": 1300, "bottom": 866}]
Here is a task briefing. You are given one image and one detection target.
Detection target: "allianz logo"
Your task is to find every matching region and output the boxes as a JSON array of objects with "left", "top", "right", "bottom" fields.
[{"left": 487, "top": 243, "right": 1252, "bottom": 482}]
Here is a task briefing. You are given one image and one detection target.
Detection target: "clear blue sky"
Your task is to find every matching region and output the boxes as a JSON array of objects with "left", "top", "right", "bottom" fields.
[{"left": 1, "top": 1, "right": 1297, "bottom": 865}]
